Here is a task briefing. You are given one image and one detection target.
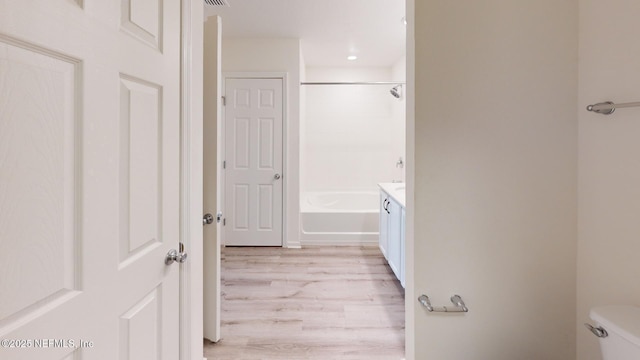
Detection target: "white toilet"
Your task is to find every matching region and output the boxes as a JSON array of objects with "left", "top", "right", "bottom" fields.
[{"left": 588, "top": 305, "right": 640, "bottom": 359}]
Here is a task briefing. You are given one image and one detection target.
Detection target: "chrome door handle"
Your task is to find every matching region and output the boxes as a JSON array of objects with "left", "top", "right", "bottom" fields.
[
  {"left": 203, "top": 213, "right": 214, "bottom": 225},
  {"left": 274, "top": 173, "right": 281, "bottom": 180},
  {"left": 165, "top": 249, "right": 188, "bottom": 265}
]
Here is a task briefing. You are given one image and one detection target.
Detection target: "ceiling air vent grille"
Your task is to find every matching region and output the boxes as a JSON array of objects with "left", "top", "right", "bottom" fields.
[{"left": 204, "top": 0, "right": 229, "bottom": 6}]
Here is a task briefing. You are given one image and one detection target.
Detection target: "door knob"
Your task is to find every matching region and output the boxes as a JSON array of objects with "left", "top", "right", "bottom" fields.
[
  {"left": 203, "top": 213, "right": 214, "bottom": 225},
  {"left": 165, "top": 249, "right": 188, "bottom": 265},
  {"left": 274, "top": 173, "right": 281, "bottom": 180}
]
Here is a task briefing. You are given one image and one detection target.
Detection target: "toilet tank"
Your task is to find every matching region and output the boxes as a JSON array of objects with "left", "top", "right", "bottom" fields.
[{"left": 589, "top": 306, "right": 640, "bottom": 360}]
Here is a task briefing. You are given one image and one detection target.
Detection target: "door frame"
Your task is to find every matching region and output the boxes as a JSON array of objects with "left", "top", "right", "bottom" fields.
[
  {"left": 183, "top": 3, "right": 414, "bottom": 360},
  {"left": 405, "top": 2, "right": 415, "bottom": 358},
  {"left": 180, "top": 1, "right": 204, "bottom": 360},
  {"left": 220, "top": 72, "right": 289, "bottom": 247}
]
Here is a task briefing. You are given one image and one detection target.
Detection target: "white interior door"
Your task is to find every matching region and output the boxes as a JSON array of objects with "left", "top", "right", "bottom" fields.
[
  {"left": 0, "top": 1, "right": 181, "bottom": 359},
  {"left": 203, "top": 16, "right": 221, "bottom": 342},
  {"left": 224, "top": 78, "right": 283, "bottom": 247}
]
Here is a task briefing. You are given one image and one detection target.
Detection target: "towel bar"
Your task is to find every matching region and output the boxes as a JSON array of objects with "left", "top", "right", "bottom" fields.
[
  {"left": 418, "top": 294, "right": 468, "bottom": 313},
  {"left": 586, "top": 101, "right": 640, "bottom": 115}
]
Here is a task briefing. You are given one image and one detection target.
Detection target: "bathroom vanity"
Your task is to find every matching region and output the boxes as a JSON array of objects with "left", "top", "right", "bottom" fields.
[{"left": 378, "top": 183, "right": 406, "bottom": 287}]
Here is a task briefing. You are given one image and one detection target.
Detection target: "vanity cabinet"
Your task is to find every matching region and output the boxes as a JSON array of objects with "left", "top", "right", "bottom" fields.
[{"left": 379, "top": 187, "right": 405, "bottom": 287}]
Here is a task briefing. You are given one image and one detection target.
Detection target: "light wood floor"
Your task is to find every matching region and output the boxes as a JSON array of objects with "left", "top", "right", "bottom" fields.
[{"left": 204, "top": 246, "right": 405, "bottom": 360}]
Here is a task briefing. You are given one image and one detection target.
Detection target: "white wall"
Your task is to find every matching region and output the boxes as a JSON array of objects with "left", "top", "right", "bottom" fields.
[
  {"left": 221, "top": 38, "right": 301, "bottom": 248},
  {"left": 410, "top": 0, "right": 578, "bottom": 359},
  {"left": 577, "top": 2, "right": 640, "bottom": 359},
  {"left": 302, "top": 67, "right": 405, "bottom": 192},
  {"left": 299, "top": 48, "right": 307, "bottom": 194},
  {"left": 391, "top": 56, "right": 406, "bottom": 182}
]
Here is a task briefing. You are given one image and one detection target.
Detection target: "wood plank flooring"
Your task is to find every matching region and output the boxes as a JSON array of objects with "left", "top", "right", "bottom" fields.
[{"left": 204, "top": 246, "right": 405, "bottom": 360}]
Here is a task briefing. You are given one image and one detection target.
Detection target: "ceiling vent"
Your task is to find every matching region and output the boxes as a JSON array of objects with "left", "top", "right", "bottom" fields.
[{"left": 204, "top": 0, "right": 229, "bottom": 6}]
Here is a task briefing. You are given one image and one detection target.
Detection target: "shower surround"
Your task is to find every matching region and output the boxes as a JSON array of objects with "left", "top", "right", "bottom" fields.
[{"left": 300, "top": 65, "right": 405, "bottom": 245}]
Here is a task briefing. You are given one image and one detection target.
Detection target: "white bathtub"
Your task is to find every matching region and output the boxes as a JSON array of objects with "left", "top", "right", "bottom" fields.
[{"left": 300, "top": 191, "right": 379, "bottom": 245}]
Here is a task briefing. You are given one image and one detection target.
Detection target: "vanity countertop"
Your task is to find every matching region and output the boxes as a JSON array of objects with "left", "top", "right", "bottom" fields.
[{"left": 378, "top": 183, "right": 405, "bottom": 208}]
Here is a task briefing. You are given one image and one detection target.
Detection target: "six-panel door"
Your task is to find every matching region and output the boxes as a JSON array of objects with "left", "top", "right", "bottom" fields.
[
  {"left": 0, "top": 1, "right": 182, "bottom": 359},
  {"left": 223, "top": 78, "right": 284, "bottom": 247}
]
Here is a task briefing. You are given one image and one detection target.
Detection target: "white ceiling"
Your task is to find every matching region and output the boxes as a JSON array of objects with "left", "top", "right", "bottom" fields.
[{"left": 204, "top": 0, "right": 406, "bottom": 68}]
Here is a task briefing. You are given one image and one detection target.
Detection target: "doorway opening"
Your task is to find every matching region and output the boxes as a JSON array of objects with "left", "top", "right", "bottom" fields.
[{"left": 203, "top": 1, "right": 407, "bottom": 358}]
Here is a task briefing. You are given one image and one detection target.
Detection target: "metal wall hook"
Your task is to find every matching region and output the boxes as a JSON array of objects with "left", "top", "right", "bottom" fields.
[{"left": 418, "top": 294, "right": 469, "bottom": 313}]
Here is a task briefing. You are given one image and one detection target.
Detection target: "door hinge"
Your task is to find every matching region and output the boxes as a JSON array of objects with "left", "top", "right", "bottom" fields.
[
  {"left": 221, "top": 96, "right": 226, "bottom": 106},
  {"left": 223, "top": 160, "right": 226, "bottom": 169}
]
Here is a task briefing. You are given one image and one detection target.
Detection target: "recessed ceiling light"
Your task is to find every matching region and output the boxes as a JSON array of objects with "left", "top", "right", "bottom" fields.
[{"left": 347, "top": 55, "right": 358, "bottom": 61}]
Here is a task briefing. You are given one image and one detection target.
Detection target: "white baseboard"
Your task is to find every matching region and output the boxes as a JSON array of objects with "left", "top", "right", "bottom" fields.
[
  {"left": 285, "top": 238, "right": 302, "bottom": 248},
  {"left": 300, "top": 239, "right": 378, "bottom": 246}
]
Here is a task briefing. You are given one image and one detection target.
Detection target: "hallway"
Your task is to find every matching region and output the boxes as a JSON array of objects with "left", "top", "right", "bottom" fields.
[{"left": 204, "top": 246, "right": 405, "bottom": 360}]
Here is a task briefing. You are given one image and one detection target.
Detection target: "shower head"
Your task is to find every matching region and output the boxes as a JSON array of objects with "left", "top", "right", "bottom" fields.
[{"left": 390, "top": 85, "right": 402, "bottom": 99}]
